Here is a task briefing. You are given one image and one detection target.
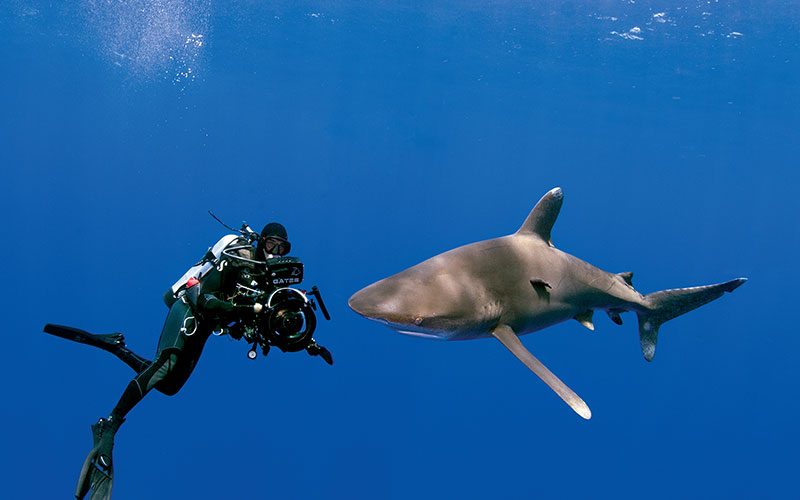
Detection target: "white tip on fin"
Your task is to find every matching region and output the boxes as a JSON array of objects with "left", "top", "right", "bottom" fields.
[
  {"left": 574, "top": 310, "right": 595, "bottom": 331},
  {"left": 491, "top": 324, "right": 592, "bottom": 420}
]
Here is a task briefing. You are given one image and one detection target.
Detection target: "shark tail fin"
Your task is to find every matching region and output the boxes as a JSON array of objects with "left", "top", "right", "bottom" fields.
[{"left": 636, "top": 278, "right": 747, "bottom": 362}]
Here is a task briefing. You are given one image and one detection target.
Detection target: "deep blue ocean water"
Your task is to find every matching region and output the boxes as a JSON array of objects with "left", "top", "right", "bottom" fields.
[{"left": 1, "top": 1, "right": 798, "bottom": 498}]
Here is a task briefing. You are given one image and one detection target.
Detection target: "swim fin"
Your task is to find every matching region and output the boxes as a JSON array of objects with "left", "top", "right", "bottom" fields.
[
  {"left": 75, "top": 416, "right": 124, "bottom": 500},
  {"left": 44, "top": 324, "right": 125, "bottom": 351},
  {"left": 43, "top": 324, "right": 151, "bottom": 373}
]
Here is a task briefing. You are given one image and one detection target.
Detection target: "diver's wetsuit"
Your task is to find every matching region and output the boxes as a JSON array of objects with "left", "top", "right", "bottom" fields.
[
  {"left": 44, "top": 222, "right": 336, "bottom": 499},
  {"left": 44, "top": 234, "right": 266, "bottom": 499},
  {"left": 109, "top": 236, "right": 259, "bottom": 419}
]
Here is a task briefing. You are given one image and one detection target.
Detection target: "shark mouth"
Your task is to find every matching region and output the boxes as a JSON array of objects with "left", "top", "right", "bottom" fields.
[
  {"left": 367, "top": 317, "right": 449, "bottom": 340},
  {"left": 354, "top": 312, "right": 450, "bottom": 340},
  {"left": 394, "top": 329, "right": 445, "bottom": 340}
]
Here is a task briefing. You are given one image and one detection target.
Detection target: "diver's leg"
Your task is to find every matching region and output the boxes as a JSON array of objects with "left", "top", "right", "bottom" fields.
[
  {"left": 74, "top": 301, "right": 193, "bottom": 499},
  {"left": 114, "top": 346, "right": 151, "bottom": 373},
  {"left": 43, "top": 324, "right": 151, "bottom": 373},
  {"left": 107, "top": 296, "right": 200, "bottom": 418},
  {"left": 75, "top": 350, "right": 180, "bottom": 499},
  {"left": 110, "top": 350, "right": 181, "bottom": 419}
]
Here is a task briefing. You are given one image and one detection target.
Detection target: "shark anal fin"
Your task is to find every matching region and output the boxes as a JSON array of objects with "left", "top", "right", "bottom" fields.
[
  {"left": 574, "top": 310, "right": 594, "bottom": 331},
  {"left": 516, "top": 187, "right": 563, "bottom": 247},
  {"left": 491, "top": 325, "right": 591, "bottom": 420}
]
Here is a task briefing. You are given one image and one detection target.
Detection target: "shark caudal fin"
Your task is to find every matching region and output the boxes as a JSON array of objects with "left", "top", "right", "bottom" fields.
[{"left": 636, "top": 278, "right": 747, "bottom": 361}]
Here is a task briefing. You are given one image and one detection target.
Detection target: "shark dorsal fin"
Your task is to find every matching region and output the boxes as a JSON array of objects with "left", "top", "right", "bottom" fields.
[{"left": 516, "top": 187, "right": 563, "bottom": 246}]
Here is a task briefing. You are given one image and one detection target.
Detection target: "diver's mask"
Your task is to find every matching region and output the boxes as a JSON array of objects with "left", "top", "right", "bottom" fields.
[{"left": 263, "top": 236, "right": 291, "bottom": 257}]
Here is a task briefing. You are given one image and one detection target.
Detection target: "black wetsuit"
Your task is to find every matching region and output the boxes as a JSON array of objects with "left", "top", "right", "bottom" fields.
[
  {"left": 43, "top": 226, "right": 334, "bottom": 499},
  {"left": 109, "top": 237, "right": 260, "bottom": 419}
]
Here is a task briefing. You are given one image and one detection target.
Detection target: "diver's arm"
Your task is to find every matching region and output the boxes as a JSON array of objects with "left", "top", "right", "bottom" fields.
[
  {"left": 197, "top": 293, "right": 236, "bottom": 313},
  {"left": 194, "top": 252, "right": 244, "bottom": 314},
  {"left": 198, "top": 293, "right": 262, "bottom": 313},
  {"left": 196, "top": 245, "right": 264, "bottom": 316}
]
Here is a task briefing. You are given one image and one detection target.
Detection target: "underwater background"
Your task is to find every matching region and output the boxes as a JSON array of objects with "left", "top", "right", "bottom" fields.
[{"left": 1, "top": 1, "right": 798, "bottom": 498}]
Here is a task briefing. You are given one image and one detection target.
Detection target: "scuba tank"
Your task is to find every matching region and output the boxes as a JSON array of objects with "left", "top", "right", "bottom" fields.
[{"left": 163, "top": 234, "right": 241, "bottom": 308}]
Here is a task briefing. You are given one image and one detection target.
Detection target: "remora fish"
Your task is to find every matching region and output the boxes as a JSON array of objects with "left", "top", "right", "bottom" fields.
[{"left": 348, "top": 187, "right": 746, "bottom": 419}]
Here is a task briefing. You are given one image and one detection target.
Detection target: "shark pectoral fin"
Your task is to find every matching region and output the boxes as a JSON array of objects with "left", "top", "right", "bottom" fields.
[
  {"left": 574, "top": 310, "right": 595, "bottom": 331},
  {"left": 491, "top": 325, "right": 592, "bottom": 420},
  {"left": 529, "top": 279, "right": 552, "bottom": 289},
  {"left": 516, "top": 187, "right": 563, "bottom": 246},
  {"left": 529, "top": 279, "right": 552, "bottom": 301}
]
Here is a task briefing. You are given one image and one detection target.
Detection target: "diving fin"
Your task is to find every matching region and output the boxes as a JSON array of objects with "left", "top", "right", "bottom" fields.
[
  {"left": 491, "top": 325, "right": 591, "bottom": 420},
  {"left": 75, "top": 416, "right": 124, "bottom": 500},
  {"left": 43, "top": 324, "right": 151, "bottom": 373},
  {"left": 44, "top": 324, "right": 125, "bottom": 351}
]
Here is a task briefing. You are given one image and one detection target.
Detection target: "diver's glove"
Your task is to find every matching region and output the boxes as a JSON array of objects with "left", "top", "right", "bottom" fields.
[{"left": 232, "top": 303, "right": 264, "bottom": 315}]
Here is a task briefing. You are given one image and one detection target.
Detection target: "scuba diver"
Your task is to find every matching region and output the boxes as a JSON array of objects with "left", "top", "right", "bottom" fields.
[{"left": 44, "top": 220, "right": 332, "bottom": 499}]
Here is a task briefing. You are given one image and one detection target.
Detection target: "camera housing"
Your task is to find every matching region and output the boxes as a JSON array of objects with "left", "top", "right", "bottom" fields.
[{"left": 264, "top": 256, "right": 304, "bottom": 286}]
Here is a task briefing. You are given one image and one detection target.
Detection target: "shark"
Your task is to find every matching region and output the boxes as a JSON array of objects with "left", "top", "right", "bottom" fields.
[{"left": 348, "top": 187, "right": 746, "bottom": 419}]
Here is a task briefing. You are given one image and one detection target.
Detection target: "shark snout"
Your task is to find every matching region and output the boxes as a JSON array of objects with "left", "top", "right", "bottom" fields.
[
  {"left": 349, "top": 270, "right": 471, "bottom": 340},
  {"left": 347, "top": 287, "right": 381, "bottom": 319},
  {"left": 348, "top": 280, "right": 420, "bottom": 326}
]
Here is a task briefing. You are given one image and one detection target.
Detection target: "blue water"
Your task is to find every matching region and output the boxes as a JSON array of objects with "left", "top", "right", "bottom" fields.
[{"left": 1, "top": 1, "right": 798, "bottom": 498}]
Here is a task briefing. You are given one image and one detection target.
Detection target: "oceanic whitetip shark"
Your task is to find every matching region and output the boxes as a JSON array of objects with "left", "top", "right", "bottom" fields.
[{"left": 348, "top": 187, "right": 746, "bottom": 419}]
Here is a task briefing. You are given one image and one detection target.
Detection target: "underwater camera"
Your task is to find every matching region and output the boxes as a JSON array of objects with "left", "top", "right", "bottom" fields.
[
  {"left": 204, "top": 215, "right": 332, "bottom": 361},
  {"left": 246, "top": 258, "right": 331, "bottom": 359}
]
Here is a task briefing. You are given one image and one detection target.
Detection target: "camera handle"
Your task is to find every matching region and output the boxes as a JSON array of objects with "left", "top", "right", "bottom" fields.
[{"left": 308, "top": 286, "right": 331, "bottom": 321}]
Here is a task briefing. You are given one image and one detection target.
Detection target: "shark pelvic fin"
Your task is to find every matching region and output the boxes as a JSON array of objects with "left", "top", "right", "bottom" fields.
[
  {"left": 574, "top": 310, "right": 595, "bottom": 331},
  {"left": 491, "top": 324, "right": 591, "bottom": 420},
  {"left": 516, "top": 187, "right": 563, "bottom": 246}
]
